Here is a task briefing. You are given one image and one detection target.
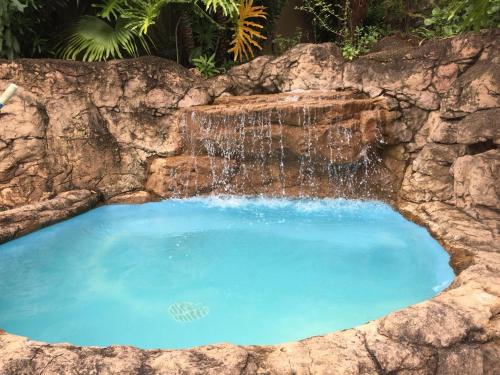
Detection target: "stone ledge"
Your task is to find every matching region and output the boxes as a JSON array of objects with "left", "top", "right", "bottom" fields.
[{"left": 0, "top": 190, "right": 100, "bottom": 244}]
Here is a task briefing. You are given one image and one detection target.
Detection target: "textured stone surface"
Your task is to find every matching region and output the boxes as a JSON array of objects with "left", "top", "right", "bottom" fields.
[
  {"left": 0, "top": 31, "right": 499, "bottom": 374},
  {"left": 146, "top": 155, "right": 238, "bottom": 197},
  {"left": 0, "top": 190, "right": 99, "bottom": 243},
  {"left": 0, "top": 57, "right": 207, "bottom": 209},
  {"left": 151, "top": 91, "right": 396, "bottom": 199},
  {"left": 452, "top": 149, "right": 499, "bottom": 211}
]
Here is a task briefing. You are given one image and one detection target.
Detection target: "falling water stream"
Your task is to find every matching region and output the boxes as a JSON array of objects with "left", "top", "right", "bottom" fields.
[{"left": 173, "top": 96, "right": 385, "bottom": 199}]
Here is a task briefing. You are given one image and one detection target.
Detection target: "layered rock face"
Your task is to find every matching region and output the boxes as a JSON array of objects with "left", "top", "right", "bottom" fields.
[
  {"left": 1, "top": 32, "right": 498, "bottom": 219},
  {"left": 0, "top": 70, "right": 396, "bottom": 210},
  {"left": 0, "top": 30, "right": 499, "bottom": 374},
  {"left": 146, "top": 91, "right": 396, "bottom": 198},
  {"left": 0, "top": 57, "right": 208, "bottom": 210}
]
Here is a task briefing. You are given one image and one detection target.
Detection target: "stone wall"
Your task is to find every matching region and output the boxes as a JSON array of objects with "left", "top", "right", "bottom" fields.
[
  {"left": 211, "top": 31, "right": 499, "bottom": 222},
  {"left": 0, "top": 30, "right": 498, "bottom": 374},
  {"left": 0, "top": 57, "right": 209, "bottom": 210},
  {"left": 1, "top": 32, "right": 498, "bottom": 221}
]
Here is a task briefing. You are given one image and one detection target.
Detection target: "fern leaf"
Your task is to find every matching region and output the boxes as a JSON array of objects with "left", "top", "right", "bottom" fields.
[{"left": 228, "top": 0, "right": 267, "bottom": 62}]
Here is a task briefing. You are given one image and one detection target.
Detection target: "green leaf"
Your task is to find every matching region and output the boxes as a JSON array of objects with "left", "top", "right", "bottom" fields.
[
  {"left": 203, "top": 0, "right": 239, "bottom": 16},
  {"left": 93, "top": 0, "right": 126, "bottom": 21},
  {"left": 57, "top": 15, "right": 149, "bottom": 62}
]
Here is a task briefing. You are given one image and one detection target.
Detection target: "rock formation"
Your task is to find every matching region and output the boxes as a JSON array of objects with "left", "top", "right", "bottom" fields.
[
  {"left": 146, "top": 91, "right": 396, "bottom": 198},
  {"left": 0, "top": 30, "right": 498, "bottom": 374}
]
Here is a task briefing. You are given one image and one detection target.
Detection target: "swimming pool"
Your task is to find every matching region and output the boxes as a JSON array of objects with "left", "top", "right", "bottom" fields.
[{"left": 0, "top": 197, "right": 454, "bottom": 349}]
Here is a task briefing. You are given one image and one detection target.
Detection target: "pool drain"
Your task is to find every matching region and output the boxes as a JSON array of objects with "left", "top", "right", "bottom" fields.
[{"left": 168, "top": 302, "right": 209, "bottom": 322}]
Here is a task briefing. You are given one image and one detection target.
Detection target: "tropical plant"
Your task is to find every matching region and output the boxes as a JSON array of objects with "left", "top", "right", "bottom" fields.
[
  {"left": 58, "top": 15, "right": 150, "bottom": 61},
  {"left": 120, "top": 0, "right": 170, "bottom": 35},
  {"left": 416, "top": 0, "right": 500, "bottom": 38},
  {"left": 443, "top": 0, "right": 500, "bottom": 31},
  {"left": 0, "top": 0, "right": 35, "bottom": 59},
  {"left": 191, "top": 53, "right": 220, "bottom": 77},
  {"left": 296, "top": 0, "right": 348, "bottom": 40},
  {"left": 57, "top": 0, "right": 268, "bottom": 64},
  {"left": 191, "top": 19, "right": 217, "bottom": 50},
  {"left": 203, "top": 0, "right": 239, "bottom": 16},
  {"left": 228, "top": 0, "right": 267, "bottom": 62},
  {"left": 415, "top": 6, "right": 463, "bottom": 38},
  {"left": 58, "top": 0, "right": 168, "bottom": 61},
  {"left": 341, "top": 26, "right": 383, "bottom": 60}
]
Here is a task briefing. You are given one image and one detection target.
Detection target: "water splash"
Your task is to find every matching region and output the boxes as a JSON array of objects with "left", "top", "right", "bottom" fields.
[{"left": 173, "top": 92, "right": 387, "bottom": 199}]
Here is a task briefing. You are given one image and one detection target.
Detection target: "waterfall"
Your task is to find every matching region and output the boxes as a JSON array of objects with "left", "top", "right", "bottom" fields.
[{"left": 163, "top": 90, "right": 388, "bottom": 199}]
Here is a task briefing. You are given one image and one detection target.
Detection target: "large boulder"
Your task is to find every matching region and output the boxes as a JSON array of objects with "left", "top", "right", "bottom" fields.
[{"left": 452, "top": 149, "right": 500, "bottom": 211}]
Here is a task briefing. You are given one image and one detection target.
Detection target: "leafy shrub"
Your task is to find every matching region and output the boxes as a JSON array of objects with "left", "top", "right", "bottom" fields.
[
  {"left": 191, "top": 53, "right": 220, "bottom": 77},
  {"left": 295, "top": 0, "right": 349, "bottom": 41},
  {"left": 416, "top": 0, "right": 500, "bottom": 38},
  {"left": 204, "top": 0, "right": 239, "bottom": 16},
  {"left": 58, "top": 0, "right": 167, "bottom": 62},
  {"left": 341, "top": 26, "right": 383, "bottom": 60},
  {"left": 55, "top": 0, "right": 268, "bottom": 64},
  {"left": 0, "top": 0, "right": 34, "bottom": 59}
]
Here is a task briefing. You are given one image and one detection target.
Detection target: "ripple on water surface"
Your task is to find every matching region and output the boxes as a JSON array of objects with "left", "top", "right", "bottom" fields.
[{"left": 0, "top": 197, "right": 454, "bottom": 349}]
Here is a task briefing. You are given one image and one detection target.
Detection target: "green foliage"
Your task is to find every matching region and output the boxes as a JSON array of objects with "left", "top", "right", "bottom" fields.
[
  {"left": 59, "top": 0, "right": 193, "bottom": 62},
  {"left": 417, "top": 6, "right": 463, "bottom": 37},
  {"left": 191, "top": 53, "right": 220, "bottom": 77},
  {"left": 58, "top": 15, "right": 150, "bottom": 61},
  {"left": 57, "top": 0, "right": 268, "bottom": 63},
  {"left": 58, "top": 0, "right": 168, "bottom": 61},
  {"left": 341, "top": 26, "right": 383, "bottom": 61},
  {"left": 94, "top": 0, "right": 125, "bottom": 21},
  {"left": 417, "top": 0, "right": 500, "bottom": 38},
  {"left": 365, "top": 0, "right": 425, "bottom": 32},
  {"left": 0, "top": 0, "right": 34, "bottom": 59},
  {"left": 203, "top": 0, "right": 239, "bottom": 16},
  {"left": 192, "top": 12, "right": 219, "bottom": 53},
  {"left": 272, "top": 27, "right": 303, "bottom": 56},
  {"left": 120, "top": 0, "right": 169, "bottom": 35}
]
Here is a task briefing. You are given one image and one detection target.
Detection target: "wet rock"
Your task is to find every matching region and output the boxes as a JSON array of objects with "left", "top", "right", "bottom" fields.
[
  {"left": 145, "top": 156, "right": 238, "bottom": 198},
  {"left": 0, "top": 190, "right": 99, "bottom": 243},
  {"left": 106, "top": 190, "right": 158, "bottom": 204}
]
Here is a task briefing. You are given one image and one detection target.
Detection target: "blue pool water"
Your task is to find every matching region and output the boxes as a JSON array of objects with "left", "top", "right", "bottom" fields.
[{"left": 0, "top": 197, "right": 454, "bottom": 349}]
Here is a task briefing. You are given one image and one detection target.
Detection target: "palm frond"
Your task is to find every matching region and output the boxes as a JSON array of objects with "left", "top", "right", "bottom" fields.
[
  {"left": 58, "top": 16, "right": 149, "bottom": 62},
  {"left": 228, "top": 0, "right": 267, "bottom": 62},
  {"left": 120, "top": 0, "right": 168, "bottom": 35},
  {"left": 203, "top": 0, "right": 239, "bottom": 17}
]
